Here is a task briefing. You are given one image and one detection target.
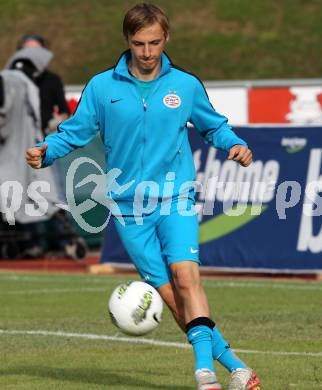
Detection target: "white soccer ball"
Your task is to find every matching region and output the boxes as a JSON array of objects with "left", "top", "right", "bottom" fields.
[{"left": 108, "top": 281, "right": 163, "bottom": 336}]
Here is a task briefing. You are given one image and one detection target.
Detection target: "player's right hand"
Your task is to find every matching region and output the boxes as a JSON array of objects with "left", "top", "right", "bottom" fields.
[{"left": 26, "top": 144, "right": 48, "bottom": 169}]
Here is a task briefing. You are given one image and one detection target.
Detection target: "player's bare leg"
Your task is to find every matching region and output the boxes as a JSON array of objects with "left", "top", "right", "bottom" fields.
[
  {"left": 157, "top": 280, "right": 185, "bottom": 330},
  {"left": 170, "top": 261, "right": 211, "bottom": 321},
  {"left": 168, "top": 261, "right": 221, "bottom": 389},
  {"left": 157, "top": 262, "right": 261, "bottom": 390},
  {"left": 157, "top": 262, "right": 211, "bottom": 325}
]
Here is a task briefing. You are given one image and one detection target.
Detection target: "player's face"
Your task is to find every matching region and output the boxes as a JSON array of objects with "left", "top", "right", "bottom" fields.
[{"left": 128, "top": 22, "right": 168, "bottom": 74}]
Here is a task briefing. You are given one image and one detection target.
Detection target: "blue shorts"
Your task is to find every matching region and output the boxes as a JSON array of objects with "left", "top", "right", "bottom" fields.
[{"left": 113, "top": 199, "right": 200, "bottom": 288}]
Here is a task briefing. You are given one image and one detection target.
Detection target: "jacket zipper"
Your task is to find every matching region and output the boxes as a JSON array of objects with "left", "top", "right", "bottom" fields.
[
  {"left": 132, "top": 80, "right": 162, "bottom": 181},
  {"left": 142, "top": 97, "right": 147, "bottom": 174}
]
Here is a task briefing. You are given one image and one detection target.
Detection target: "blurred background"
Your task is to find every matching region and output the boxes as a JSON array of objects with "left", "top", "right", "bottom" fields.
[
  {"left": 1, "top": 3, "right": 322, "bottom": 389},
  {"left": 1, "top": 0, "right": 322, "bottom": 81},
  {"left": 0, "top": 0, "right": 322, "bottom": 274}
]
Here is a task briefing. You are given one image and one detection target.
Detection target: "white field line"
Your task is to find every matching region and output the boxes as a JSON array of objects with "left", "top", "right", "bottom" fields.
[
  {"left": 203, "top": 281, "right": 322, "bottom": 291},
  {"left": 1, "top": 273, "right": 322, "bottom": 292},
  {"left": 1, "top": 280, "right": 322, "bottom": 295},
  {"left": 2, "top": 287, "right": 107, "bottom": 295},
  {"left": 0, "top": 274, "right": 115, "bottom": 284},
  {"left": 0, "top": 329, "right": 321, "bottom": 358}
]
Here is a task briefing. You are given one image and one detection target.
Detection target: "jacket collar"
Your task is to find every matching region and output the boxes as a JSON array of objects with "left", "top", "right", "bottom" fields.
[{"left": 114, "top": 49, "right": 172, "bottom": 80}]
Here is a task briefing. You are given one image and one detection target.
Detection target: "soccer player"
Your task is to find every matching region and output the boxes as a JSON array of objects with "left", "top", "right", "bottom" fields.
[{"left": 26, "top": 3, "right": 261, "bottom": 390}]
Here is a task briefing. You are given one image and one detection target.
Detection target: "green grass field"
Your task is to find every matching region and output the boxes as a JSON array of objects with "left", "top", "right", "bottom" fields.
[
  {"left": 1, "top": 1, "right": 322, "bottom": 82},
  {"left": 1, "top": 271, "right": 322, "bottom": 389}
]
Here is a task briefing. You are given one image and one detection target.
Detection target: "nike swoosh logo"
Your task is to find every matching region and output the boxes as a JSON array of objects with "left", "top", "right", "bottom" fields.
[
  {"left": 191, "top": 331, "right": 202, "bottom": 337},
  {"left": 110, "top": 98, "right": 122, "bottom": 104},
  {"left": 190, "top": 248, "right": 199, "bottom": 254}
]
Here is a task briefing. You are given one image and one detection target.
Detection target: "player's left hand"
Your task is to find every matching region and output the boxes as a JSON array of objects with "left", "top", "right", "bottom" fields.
[{"left": 227, "top": 144, "right": 253, "bottom": 167}]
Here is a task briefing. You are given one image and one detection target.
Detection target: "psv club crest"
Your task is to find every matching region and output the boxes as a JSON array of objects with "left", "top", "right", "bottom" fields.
[{"left": 163, "top": 93, "right": 181, "bottom": 109}]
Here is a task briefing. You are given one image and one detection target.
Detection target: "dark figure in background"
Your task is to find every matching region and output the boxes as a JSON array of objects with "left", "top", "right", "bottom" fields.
[
  {"left": 6, "top": 36, "right": 86, "bottom": 259},
  {"left": 0, "top": 47, "right": 63, "bottom": 258},
  {"left": 17, "top": 34, "right": 70, "bottom": 134}
]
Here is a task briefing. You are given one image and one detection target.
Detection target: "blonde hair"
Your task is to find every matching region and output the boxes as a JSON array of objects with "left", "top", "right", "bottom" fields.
[{"left": 123, "top": 3, "right": 169, "bottom": 39}]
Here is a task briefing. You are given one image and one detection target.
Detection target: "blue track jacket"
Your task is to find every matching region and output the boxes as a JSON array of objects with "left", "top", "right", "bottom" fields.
[{"left": 39, "top": 51, "right": 247, "bottom": 214}]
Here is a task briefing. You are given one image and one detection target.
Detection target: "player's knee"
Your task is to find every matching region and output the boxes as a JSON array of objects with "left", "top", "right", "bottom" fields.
[{"left": 172, "top": 266, "right": 201, "bottom": 293}]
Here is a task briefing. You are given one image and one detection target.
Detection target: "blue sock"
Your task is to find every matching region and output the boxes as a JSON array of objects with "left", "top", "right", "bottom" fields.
[
  {"left": 212, "top": 326, "right": 246, "bottom": 372},
  {"left": 187, "top": 325, "right": 215, "bottom": 372}
]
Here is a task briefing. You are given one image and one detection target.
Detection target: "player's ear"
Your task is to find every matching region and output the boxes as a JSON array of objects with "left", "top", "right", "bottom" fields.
[{"left": 165, "top": 33, "right": 170, "bottom": 43}]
